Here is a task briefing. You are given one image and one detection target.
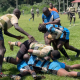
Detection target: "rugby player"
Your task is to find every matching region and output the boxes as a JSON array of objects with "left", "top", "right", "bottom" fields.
[
  {"left": 69, "top": 5, "right": 76, "bottom": 26},
  {"left": 49, "top": 3, "right": 58, "bottom": 13},
  {"left": 0, "top": 8, "right": 33, "bottom": 77},
  {"left": 38, "top": 24, "right": 80, "bottom": 57},
  {"left": 4, "top": 50, "right": 80, "bottom": 78},
  {"left": 66, "top": 5, "right": 70, "bottom": 20},
  {"left": 29, "top": 7, "right": 34, "bottom": 21},
  {"left": 36, "top": 8, "right": 39, "bottom": 17},
  {"left": 42, "top": 7, "right": 70, "bottom": 60}
]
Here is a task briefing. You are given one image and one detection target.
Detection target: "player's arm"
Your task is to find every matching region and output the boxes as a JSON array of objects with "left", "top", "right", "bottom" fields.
[
  {"left": 45, "top": 19, "right": 60, "bottom": 25},
  {"left": 4, "top": 27, "right": 23, "bottom": 40},
  {"left": 28, "top": 49, "right": 41, "bottom": 57},
  {"left": 13, "top": 23, "right": 33, "bottom": 39},
  {"left": 55, "top": 29, "right": 62, "bottom": 39},
  {"left": 47, "top": 27, "right": 62, "bottom": 39}
]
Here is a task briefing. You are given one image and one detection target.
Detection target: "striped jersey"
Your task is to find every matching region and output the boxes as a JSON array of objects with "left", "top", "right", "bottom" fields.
[
  {"left": 29, "top": 42, "right": 53, "bottom": 57},
  {"left": 0, "top": 14, "right": 18, "bottom": 30},
  {"left": 69, "top": 7, "right": 75, "bottom": 13}
]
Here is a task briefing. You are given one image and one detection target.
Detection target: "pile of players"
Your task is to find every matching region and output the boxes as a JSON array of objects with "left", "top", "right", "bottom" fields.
[{"left": 0, "top": 2, "right": 80, "bottom": 80}]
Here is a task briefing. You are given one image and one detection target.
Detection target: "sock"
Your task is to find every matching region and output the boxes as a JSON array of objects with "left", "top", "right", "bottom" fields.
[
  {"left": 60, "top": 48, "right": 70, "bottom": 59},
  {"left": 15, "top": 41, "right": 19, "bottom": 46},
  {"left": 17, "top": 74, "right": 22, "bottom": 77},
  {"left": 10, "top": 42, "right": 16, "bottom": 46},
  {"left": 31, "top": 72, "right": 36, "bottom": 78},
  {"left": 5, "top": 57, "right": 11, "bottom": 62},
  {"left": 77, "top": 72, "right": 80, "bottom": 77}
]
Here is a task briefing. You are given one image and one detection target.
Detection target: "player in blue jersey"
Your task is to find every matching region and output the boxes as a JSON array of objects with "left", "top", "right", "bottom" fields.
[
  {"left": 4, "top": 50, "right": 80, "bottom": 78},
  {"left": 42, "top": 7, "right": 70, "bottom": 60},
  {"left": 38, "top": 24, "right": 80, "bottom": 57}
]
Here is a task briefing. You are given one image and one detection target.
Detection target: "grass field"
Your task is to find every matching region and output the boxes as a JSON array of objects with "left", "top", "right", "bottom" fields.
[{"left": 1, "top": 13, "right": 80, "bottom": 80}]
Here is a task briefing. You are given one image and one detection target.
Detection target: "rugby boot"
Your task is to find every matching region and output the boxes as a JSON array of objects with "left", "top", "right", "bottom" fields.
[
  {"left": 8, "top": 41, "right": 14, "bottom": 51},
  {"left": 75, "top": 50, "right": 80, "bottom": 57},
  {"left": 0, "top": 72, "right": 8, "bottom": 78},
  {"left": 10, "top": 75, "right": 21, "bottom": 80}
]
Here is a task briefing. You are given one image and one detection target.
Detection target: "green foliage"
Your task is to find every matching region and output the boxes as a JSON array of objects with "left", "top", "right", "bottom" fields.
[{"left": 7, "top": 7, "right": 14, "bottom": 14}]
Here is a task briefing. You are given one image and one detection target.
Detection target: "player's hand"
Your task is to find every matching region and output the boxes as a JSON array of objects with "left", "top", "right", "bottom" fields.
[
  {"left": 28, "top": 35, "right": 34, "bottom": 39},
  {"left": 16, "top": 36, "right": 24, "bottom": 40},
  {"left": 28, "top": 49, "right": 33, "bottom": 53},
  {"left": 28, "top": 35, "right": 35, "bottom": 42},
  {"left": 42, "top": 22, "right": 47, "bottom": 25}
]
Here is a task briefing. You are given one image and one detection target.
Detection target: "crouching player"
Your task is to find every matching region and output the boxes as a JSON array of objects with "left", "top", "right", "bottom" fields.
[
  {"left": 38, "top": 24, "right": 80, "bottom": 57},
  {"left": 4, "top": 50, "right": 80, "bottom": 78}
]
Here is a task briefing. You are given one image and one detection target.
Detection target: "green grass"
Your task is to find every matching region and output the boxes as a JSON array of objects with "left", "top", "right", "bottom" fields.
[{"left": 1, "top": 13, "right": 80, "bottom": 80}]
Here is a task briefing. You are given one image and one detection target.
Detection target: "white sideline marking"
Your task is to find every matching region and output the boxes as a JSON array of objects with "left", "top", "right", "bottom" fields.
[{"left": 67, "top": 26, "right": 74, "bottom": 29}]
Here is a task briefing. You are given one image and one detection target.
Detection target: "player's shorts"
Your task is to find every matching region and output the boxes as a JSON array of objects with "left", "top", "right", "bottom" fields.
[
  {"left": 17, "top": 40, "right": 30, "bottom": 60},
  {"left": 70, "top": 13, "right": 75, "bottom": 18},
  {"left": 37, "top": 12, "right": 39, "bottom": 14},
  {"left": 0, "top": 28, "right": 4, "bottom": 40},
  {"left": 48, "top": 60, "right": 65, "bottom": 71},
  {"left": 67, "top": 12, "right": 70, "bottom": 15},
  {"left": 31, "top": 12, "right": 34, "bottom": 17}
]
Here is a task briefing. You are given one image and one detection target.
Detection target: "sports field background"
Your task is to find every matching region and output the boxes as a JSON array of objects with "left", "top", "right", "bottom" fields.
[{"left": 1, "top": 13, "right": 80, "bottom": 80}]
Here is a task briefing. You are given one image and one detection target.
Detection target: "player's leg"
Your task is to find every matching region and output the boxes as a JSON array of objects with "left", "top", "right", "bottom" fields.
[
  {"left": 33, "top": 14, "right": 34, "bottom": 21},
  {"left": 64, "top": 41, "right": 80, "bottom": 57},
  {"left": 59, "top": 47, "right": 70, "bottom": 60},
  {"left": 56, "top": 40, "right": 65, "bottom": 50},
  {"left": 52, "top": 40, "right": 70, "bottom": 60},
  {"left": 4, "top": 40, "right": 29, "bottom": 64},
  {"left": 57, "top": 68, "right": 79, "bottom": 77},
  {"left": 44, "top": 32, "right": 51, "bottom": 45},
  {"left": 65, "top": 64, "right": 80, "bottom": 70},
  {"left": 73, "top": 15, "right": 75, "bottom": 25},
  {"left": 8, "top": 41, "right": 22, "bottom": 50},
  {"left": 0, "top": 40, "right": 7, "bottom": 77},
  {"left": 70, "top": 17, "right": 72, "bottom": 25},
  {"left": 79, "top": 12, "right": 80, "bottom": 18}
]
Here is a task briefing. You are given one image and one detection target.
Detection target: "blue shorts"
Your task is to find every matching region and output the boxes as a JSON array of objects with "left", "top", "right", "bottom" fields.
[
  {"left": 60, "top": 27, "right": 70, "bottom": 42},
  {"left": 48, "top": 60, "right": 65, "bottom": 71},
  {"left": 0, "top": 28, "right": 4, "bottom": 40}
]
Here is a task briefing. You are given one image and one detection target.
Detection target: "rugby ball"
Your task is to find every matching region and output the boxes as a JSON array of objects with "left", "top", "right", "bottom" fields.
[{"left": 48, "top": 34, "right": 56, "bottom": 40}]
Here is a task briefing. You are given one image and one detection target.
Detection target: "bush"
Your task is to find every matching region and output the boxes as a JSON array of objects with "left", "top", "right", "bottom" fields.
[{"left": 7, "top": 7, "right": 14, "bottom": 14}]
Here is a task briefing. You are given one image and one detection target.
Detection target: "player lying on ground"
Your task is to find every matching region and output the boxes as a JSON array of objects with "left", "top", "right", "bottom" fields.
[
  {"left": 4, "top": 54, "right": 45, "bottom": 80},
  {"left": 4, "top": 50, "right": 80, "bottom": 78},
  {"left": 7, "top": 31, "right": 61, "bottom": 68},
  {"left": 38, "top": 24, "right": 80, "bottom": 57}
]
